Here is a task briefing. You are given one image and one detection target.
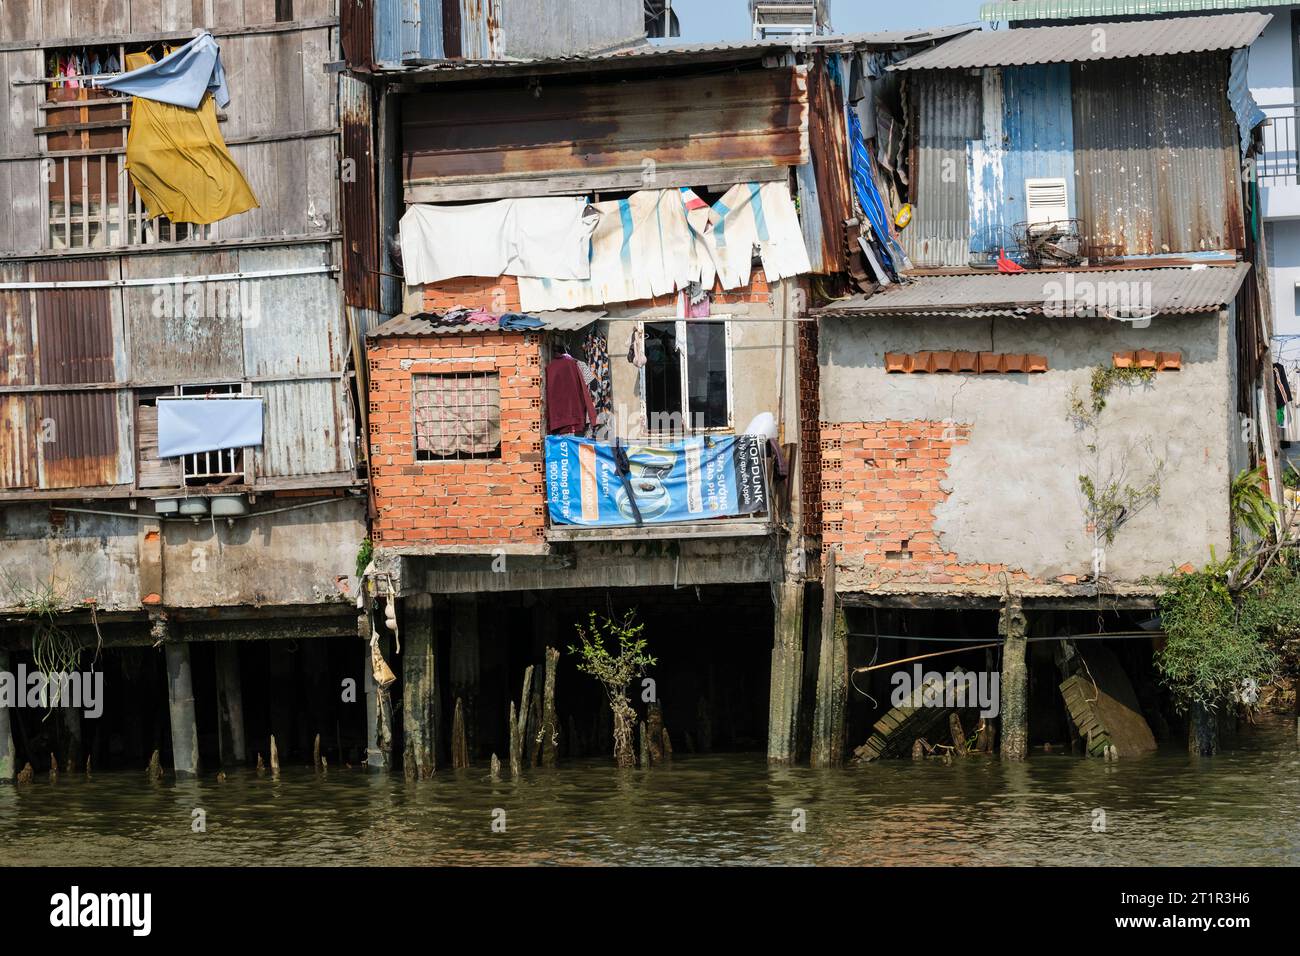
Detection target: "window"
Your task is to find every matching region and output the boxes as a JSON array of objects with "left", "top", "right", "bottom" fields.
[
  {"left": 135, "top": 384, "right": 251, "bottom": 488},
  {"left": 41, "top": 43, "right": 215, "bottom": 249},
  {"left": 413, "top": 372, "right": 502, "bottom": 461},
  {"left": 643, "top": 320, "right": 733, "bottom": 435}
]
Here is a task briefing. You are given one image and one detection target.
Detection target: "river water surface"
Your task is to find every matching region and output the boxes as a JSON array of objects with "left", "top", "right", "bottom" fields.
[{"left": 3, "top": 718, "right": 1297, "bottom": 866}]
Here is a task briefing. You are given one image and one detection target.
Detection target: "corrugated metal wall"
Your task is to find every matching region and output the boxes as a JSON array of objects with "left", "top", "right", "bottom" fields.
[
  {"left": 402, "top": 67, "right": 810, "bottom": 201},
  {"left": 905, "top": 52, "right": 1245, "bottom": 268},
  {"left": 1072, "top": 54, "right": 1244, "bottom": 258},
  {"left": 901, "top": 71, "right": 981, "bottom": 269},
  {"left": 0, "top": 244, "right": 352, "bottom": 495},
  {"left": 340, "top": 75, "right": 382, "bottom": 312}
]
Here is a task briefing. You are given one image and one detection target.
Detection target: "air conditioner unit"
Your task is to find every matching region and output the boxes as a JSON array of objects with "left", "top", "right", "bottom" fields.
[{"left": 1025, "top": 177, "right": 1070, "bottom": 231}]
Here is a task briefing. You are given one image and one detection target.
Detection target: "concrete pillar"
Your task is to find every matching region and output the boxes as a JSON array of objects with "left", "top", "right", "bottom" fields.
[
  {"left": 998, "top": 595, "right": 1029, "bottom": 761},
  {"left": 0, "top": 648, "right": 15, "bottom": 782},
  {"left": 450, "top": 596, "right": 480, "bottom": 760},
  {"left": 767, "top": 579, "right": 805, "bottom": 764},
  {"left": 402, "top": 594, "right": 438, "bottom": 779},
  {"left": 810, "top": 553, "right": 848, "bottom": 768},
  {"left": 362, "top": 615, "right": 393, "bottom": 771},
  {"left": 163, "top": 639, "right": 200, "bottom": 777},
  {"left": 214, "top": 643, "right": 246, "bottom": 766}
]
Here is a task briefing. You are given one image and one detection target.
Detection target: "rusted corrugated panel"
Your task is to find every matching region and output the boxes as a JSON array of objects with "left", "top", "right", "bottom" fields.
[
  {"left": 902, "top": 71, "right": 982, "bottom": 269},
  {"left": 342, "top": 0, "right": 376, "bottom": 70},
  {"left": 460, "top": 0, "right": 503, "bottom": 60},
  {"left": 1072, "top": 54, "right": 1244, "bottom": 258},
  {"left": 2, "top": 262, "right": 36, "bottom": 490},
  {"left": 341, "top": 75, "right": 382, "bottom": 312},
  {"left": 803, "top": 55, "right": 853, "bottom": 275},
  {"left": 402, "top": 67, "right": 810, "bottom": 199},
  {"left": 29, "top": 259, "right": 127, "bottom": 490},
  {"left": 254, "top": 380, "right": 349, "bottom": 478}
]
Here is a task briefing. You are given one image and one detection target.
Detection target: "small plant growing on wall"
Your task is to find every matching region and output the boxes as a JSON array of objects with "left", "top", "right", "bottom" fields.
[
  {"left": 0, "top": 566, "right": 102, "bottom": 714},
  {"left": 569, "top": 610, "right": 656, "bottom": 769},
  {"left": 1067, "top": 363, "right": 1164, "bottom": 572}
]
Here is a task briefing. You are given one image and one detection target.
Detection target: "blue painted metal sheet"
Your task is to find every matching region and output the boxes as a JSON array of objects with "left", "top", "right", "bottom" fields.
[
  {"left": 374, "top": 0, "right": 445, "bottom": 66},
  {"left": 969, "top": 64, "right": 1076, "bottom": 259}
]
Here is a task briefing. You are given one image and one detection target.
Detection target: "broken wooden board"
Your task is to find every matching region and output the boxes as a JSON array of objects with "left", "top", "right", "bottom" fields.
[
  {"left": 854, "top": 671, "right": 983, "bottom": 761},
  {"left": 1059, "top": 647, "right": 1157, "bottom": 757}
]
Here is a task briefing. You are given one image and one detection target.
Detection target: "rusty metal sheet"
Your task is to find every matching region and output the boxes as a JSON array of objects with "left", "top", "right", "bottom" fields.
[
  {"left": 27, "top": 258, "right": 127, "bottom": 490},
  {"left": 0, "top": 261, "right": 34, "bottom": 490},
  {"left": 803, "top": 54, "right": 853, "bottom": 275},
  {"left": 1072, "top": 54, "right": 1244, "bottom": 258},
  {"left": 340, "top": 75, "right": 382, "bottom": 311},
  {"left": 401, "top": 67, "right": 810, "bottom": 198},
  {"left": 342, "top": 0, "right": 377, "bottom": 70}
]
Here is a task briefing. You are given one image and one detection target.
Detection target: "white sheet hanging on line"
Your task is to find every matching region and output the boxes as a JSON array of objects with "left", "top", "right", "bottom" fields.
[
  {"left": 398, "top": 197, "right": 598, "bottom": 285},
  {"left": 157, "top": 397, "right": 264, "bottom": 458},
  {"left": 518, "top": 190, "right": 698, "bottom": 312},
  {"left": 695, "top": 181, "right": 813, "bottom": 290}
]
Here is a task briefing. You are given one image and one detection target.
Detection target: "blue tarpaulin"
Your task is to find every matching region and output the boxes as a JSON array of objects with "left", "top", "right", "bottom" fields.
[
  {"left": 157, "top": 397, "right": 263, "bottom": 458},
  {"left": 545, "top": 435, "right": 768, "bottom": 527}
]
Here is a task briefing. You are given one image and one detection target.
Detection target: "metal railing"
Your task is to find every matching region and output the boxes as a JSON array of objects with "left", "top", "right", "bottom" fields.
[{"left": 1260, "top": 103, "right": 1299, "bottom": 187}]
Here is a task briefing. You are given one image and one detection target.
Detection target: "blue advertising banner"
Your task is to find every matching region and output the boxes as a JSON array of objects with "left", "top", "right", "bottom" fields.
[{"left": 545, "top": 435, "right": 769, "bottom": 527}]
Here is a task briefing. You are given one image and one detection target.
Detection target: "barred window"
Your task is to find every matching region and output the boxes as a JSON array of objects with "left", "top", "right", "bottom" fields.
[{"left": 413, "top": 373, "right": 501, "bottom": 461}]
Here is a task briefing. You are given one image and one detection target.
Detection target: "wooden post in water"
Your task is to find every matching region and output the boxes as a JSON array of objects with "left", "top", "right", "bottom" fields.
[
  {"left": 215, "top": 642, "right": 246, "bottom": 767},
  {"left": 0, "top": 648, "right": 14, "bottom": 782},
  {"left": 513, "top": 666, "right": 533, "bottom": 775},
  {"left": 362, "top": 615, "right": 393, "bottom": 771},
  {"left": 811, "top": 553, "right": 848, "bottom": 768},
  {"left": 450, "top": 597, "right": 480, "bottom": 761},
  {"left": 1188, "top": 703, "right": 1219, "bottom": 756},
  {"left": 402, "top": 594, "right": 437, "bottom": 779},
  {"left": 638, "top": 720, "right": 650, "bottom": 769},
  {"left": 767, "top": 576, "right": 805, "bottom": 765},
  {"left": 270, "top": 734, "right": 280, "bottom": 778},
  {"left": 508, "top": 701, "right": 521, "bottom": 778},
  {"left": 540, "top": 647, "right": 560, "bottom": 768},
  {"left": 646, "top": 702, "right": 665, "bottom": 766},
  {"left": 60, "top": 690, "right": 82, "bottom": 774},
  {"left": 998, "top": 594, "right": 1029, "bottom": 761},
  {"left": 452, "top": 698, "right": 469, "bottom": 770},
  {"left": 162, "top": 630, "right": 200, "bottom": 778}
]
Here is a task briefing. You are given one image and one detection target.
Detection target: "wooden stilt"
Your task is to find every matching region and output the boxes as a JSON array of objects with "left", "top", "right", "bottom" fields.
[
  {"left": 1188, "top": 703, "right": 1219, "bottom": 756},
  {"left": 452, "top": 698, "right": 469, "bottom": 770},
  {"left": 449, "top": 597, "right": 480, "bottom": 761},
  {"left": 949, "top": 713, "right": 966, "bottom": 756},
  {"left": 215, "top": 642, "right": 246, "bottom": 767},
  {"left": 270, "top": 734, "right": 280, "bottom": 778},
  {"left": 767, "top": 578, "right": 805, "bottom": 765},
  {"left": 313, "top": 733, "right": 322, "bottom": 772},
  {"left": 638, "top": 720, "right": 649, "bottom": 769},
  {"left": 508, "top": 701, "right": 521, "bottom": 778},
  {"left": 490, "top": 753, "right": 501, "bottom": 781},
  {"left": 998, "top": 594, "right": 1029, "bottom": 761},
  {"left": 0, "top": 649, "right": 14, "bottom": 782},
  {"left": 402, "top": 594, "right": 437, "bottom": 779},
  {"left": 646, "top": 702, "right": 665, "bottom": 766},
  {"left": 540, "top": 646, "right": 560, "bottom": 768},
  {"left": 811, "top": 553, "right": 848, "bottom": 768}
]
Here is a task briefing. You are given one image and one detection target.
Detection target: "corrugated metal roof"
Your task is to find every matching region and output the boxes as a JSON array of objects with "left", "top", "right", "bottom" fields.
[
  {"left": 380, "top": 25, "right": 981, "bottom": 76},
  {"left": 981, "top": 0, "right": 1292, "bottom": 22},
  {"left": 813, "top": 264, "right": 1251, "bottom": 317},
  {"left": 369, "top": 311, "right": 606, "bottom": 338},
  {"left": 893, "top": 12, "right": 1269, "bottom": 70}
]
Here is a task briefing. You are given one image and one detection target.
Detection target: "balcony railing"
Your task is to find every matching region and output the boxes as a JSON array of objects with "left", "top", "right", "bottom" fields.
[{"left": 1260, "top": 103, "right": 1299, "bottom": 187}]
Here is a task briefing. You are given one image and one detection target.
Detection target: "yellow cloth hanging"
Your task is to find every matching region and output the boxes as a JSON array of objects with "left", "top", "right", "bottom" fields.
[{"left": 123, "top": 51, "right": 258, "bottom": 225}]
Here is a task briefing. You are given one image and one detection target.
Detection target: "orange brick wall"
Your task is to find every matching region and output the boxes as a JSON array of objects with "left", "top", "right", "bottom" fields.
[
  {"left": 417, "top": 270, "right": 774, "bottom": 314},
  {"left": 367, "top": 332, "right": 546, "bottom": 547},
  {"left": 820, "top": 420, "right": 1034, "bottom": 588}
]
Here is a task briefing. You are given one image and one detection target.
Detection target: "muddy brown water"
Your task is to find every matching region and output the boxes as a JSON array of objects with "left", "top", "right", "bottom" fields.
[{"left": 2, "top": 718, "right": 1297, "bottom": 866}]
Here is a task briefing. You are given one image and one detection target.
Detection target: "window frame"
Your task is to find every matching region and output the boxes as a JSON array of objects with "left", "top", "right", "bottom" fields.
[
  {"left": 638, "top": 318, "right": 735, "bottom": 438},
  {"left": 411, "top": 370, "right": 504, "bottom": 463}
]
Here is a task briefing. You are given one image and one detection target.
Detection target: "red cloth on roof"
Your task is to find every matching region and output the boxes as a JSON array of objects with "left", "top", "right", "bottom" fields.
[{"left": 546, "top": 354, "right": 597, "bottom": 435}]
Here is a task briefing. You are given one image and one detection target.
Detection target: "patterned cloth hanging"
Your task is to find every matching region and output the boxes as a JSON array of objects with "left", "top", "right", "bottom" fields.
[{"left": 584, "top": 327, "right": 613, "bottom": 416}]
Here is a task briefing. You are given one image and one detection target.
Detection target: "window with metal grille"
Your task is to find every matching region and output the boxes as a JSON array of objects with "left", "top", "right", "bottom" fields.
[
  {"left": 40, "top": 43, "right": 216, "bottom": 250},
  {"left": 177, "top": 384, "right": 248, "bottom": 486},
  {"left": 413, "top": 372, "right": 501, "bottom": 461}
]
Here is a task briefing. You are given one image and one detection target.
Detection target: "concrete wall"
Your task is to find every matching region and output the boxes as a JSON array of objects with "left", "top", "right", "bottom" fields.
[
  {"left": 0, "top": 498, "right": 367, "bottom": 613},
  {"left": 819, "top": 311, "right": 1234, "bottom": 588}
]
